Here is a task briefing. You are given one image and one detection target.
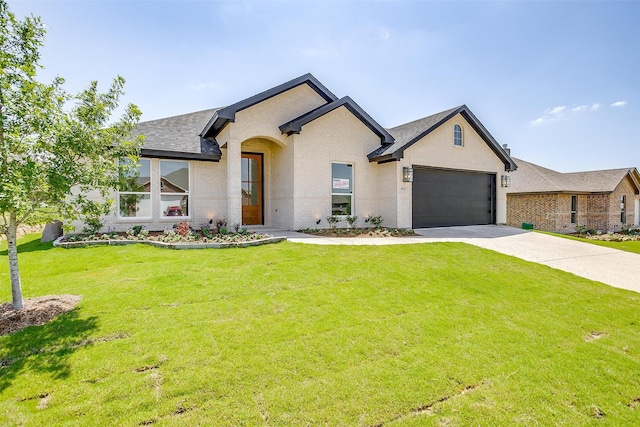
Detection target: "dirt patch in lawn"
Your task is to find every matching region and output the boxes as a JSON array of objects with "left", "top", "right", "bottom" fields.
[{"left": 0, "top": 295, "right": 81, "bottom": 336}]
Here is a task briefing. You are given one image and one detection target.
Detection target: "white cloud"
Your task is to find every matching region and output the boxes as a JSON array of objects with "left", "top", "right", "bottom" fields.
[
  {"left": 546, "top": 105, "right": 566, "bottom": 115},
  {"left": 374, "top": 28, "right": 391, "bottom": 41},
  {"left": 529, "top": 105, "right": 565, "bottom": 126},
  {"left": 611, "top": 100, "right": 627, "bottom": 107},
  {"left": 530, "top": 101, "right": 601, "bottom": 126}
]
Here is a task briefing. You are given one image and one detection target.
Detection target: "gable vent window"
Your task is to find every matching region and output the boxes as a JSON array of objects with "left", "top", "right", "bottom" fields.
[
  {"left": 571, "top": 195, "right": 578, "bottom": 224},
  {"left": 453, "top": 124, "right": 463, "bottom": 147}
]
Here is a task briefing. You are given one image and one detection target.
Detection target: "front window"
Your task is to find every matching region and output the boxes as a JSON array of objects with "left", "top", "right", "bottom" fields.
[
  {"left": 331, "top": 163, "right": 353, "bottom": 216},
  {"left": 571, "top": 195, "right": 578, "bottom": 224},
  {"left": 118, "top": 158, "right": 152, "bottom": 218},
  {"left": 621, "top": 195, "right": 626, "bottom": 223},
  {"left": 160, "top": 160, "right": 190, "bottom": 218},
  {"left": 454, "top": 124, "right": 463, "bottom": 147}
]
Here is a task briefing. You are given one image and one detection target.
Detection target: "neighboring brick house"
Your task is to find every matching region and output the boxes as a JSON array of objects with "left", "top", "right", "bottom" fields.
[{"left": 506, "top": 158, "right": 640, "bottom": 233}]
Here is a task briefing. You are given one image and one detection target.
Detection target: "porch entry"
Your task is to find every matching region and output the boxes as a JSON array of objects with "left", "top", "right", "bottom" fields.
[{"left": 241, "top": 153, "right": 263, "bottom": 225}]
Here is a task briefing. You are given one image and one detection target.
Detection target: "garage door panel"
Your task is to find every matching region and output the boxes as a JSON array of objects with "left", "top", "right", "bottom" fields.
[{"left": 412, "top": 168, "right": 496, "bottom": 228}]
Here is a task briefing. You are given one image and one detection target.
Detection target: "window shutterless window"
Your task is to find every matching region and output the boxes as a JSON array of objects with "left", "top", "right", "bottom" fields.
[
  {"left": 454, "top": 124, "right": 463, "bottom": 147},
  {"left": 621, "top": 195, "right": 626, "bottom": 223},
  {"left": 331, "top": 163, "right": 353, "bottom": 216},
  {"left": 118, "top": 158, "right": 152, "bottom": 219},
  {"left": 570, "top": 195, "right": 578, "bottom": 224},
  {"left": 160, "top": 160, "right": 190, "bottom": 218}
]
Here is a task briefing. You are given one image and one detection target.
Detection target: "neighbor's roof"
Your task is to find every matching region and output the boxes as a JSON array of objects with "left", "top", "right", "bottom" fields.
[
  {"left": 133, "top": 108, "right": 222, "bottom": 161},
  {"left": 367, "top": 104, "right": 517, "bottom": 171},
  {"left": 162, "top": 167, "right": 189, "bottom": 192},
  {"left": 508, "top": 158, "right": 640, "bottom": 194}
]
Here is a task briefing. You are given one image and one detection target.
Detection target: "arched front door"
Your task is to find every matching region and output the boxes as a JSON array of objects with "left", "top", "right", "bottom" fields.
[{"left": 241, "top": 153, "right": 263, "bottom": 225}]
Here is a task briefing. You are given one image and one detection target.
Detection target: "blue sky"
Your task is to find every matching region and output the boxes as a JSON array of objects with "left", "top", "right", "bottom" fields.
[{"left": 8, "top": 0, "right": 640, "bottom": 172}]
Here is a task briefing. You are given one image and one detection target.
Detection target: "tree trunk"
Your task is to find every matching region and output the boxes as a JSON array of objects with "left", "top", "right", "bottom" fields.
[{"left": 8, "top": 211, "right": 23, "bottom": 310}]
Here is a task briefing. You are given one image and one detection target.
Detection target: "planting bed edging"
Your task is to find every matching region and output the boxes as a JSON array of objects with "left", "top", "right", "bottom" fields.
[{"left": 53, "top": 236, "right": 286, "bottom": 249}]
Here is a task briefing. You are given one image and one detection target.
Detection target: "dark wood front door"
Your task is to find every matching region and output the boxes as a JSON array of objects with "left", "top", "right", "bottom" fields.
[{"left": 241, "top": 153, "right": 263, "bottom": 225}]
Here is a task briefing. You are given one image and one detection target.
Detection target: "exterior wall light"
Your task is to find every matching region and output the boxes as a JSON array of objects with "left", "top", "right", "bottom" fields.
[
  {"left": 501, "top": 175, "right": 511, "bottom": 188},
  {"left": 403, "top": 167, "right": 414, "bottom": 183}
]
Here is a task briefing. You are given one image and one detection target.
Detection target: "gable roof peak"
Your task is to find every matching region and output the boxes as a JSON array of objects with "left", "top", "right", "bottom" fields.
[
  {"left": 279, "top": 96, "right": 394, "bottom": 144},
  {"left": 387, "top": 105, "right": 464, "bottom": 132},
  {"left": 201, "top": 73, "right": 338, "bottom": 139},
  {"left": 370, "top": 104, "right": 516, "bottom": 171}
]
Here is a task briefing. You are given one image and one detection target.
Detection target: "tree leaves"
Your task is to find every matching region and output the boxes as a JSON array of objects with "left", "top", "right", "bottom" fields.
[
  {"left": 0, "top": 1, "right": 143, "bottom": 229},
  {"left": 0, "top": 0, "right": 143, "bottom": 308}
]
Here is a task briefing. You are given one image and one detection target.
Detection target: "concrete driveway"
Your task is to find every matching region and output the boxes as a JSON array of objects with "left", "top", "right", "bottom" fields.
[{"left": 283, "top": 225, "right": 640, "bottom": 294}]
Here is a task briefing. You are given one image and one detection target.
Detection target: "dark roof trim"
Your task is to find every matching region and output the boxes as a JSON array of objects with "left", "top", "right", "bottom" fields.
[
  {"left": 141, "top": 148, "right": 221, "bottom": 162},
  {"left": 460, "top": 107, "right": 517, "bottom": 172},
  {"left": 367, "top": 105, "right": 517, "bottom": 172},
  {"left": 279, "top": 96, "right": 395, "bottom": 145},
  {"left": 625, "top": 168, "right": 640, "bottom": 194},
  {"left": 201, "top": 73, "right": 338, "bottom": 139}
]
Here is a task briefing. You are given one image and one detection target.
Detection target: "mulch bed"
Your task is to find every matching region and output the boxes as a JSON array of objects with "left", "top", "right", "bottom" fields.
[
  {"left": 0, "top": 295, "right": 81, "bottom": 336},
  {"left": 299, "top": 228, "right": 417, "bottom": 238}
]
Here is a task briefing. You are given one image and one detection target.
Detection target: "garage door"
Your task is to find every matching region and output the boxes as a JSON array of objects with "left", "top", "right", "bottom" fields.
[{"left": 412, "top": 167, "right": 496, "bottom": 228}]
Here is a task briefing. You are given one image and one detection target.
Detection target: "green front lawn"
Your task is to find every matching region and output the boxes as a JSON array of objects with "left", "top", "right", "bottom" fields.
[
  {"left": 537, "top": 231, "right": 640, "bottom": 254},
  {"left": 1, "top": 234, "right": 639, "bottom": 425}
]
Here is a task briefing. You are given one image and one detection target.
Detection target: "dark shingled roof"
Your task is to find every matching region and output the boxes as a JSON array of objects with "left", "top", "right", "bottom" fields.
[
  {"left": 131, "top": 76, "right": 517, "bottom": 171},
  {"left": 508, "top": 158, "right": 640, "bottom": 194},
  {"left": 367, "top": 104, "right": 516, "bottom": 171},
  {"left": 369, "top": 106, "right": 461, "bottom": 160},
  {"left": 133, "top": 108, "right": 222, "bottom": 161}
]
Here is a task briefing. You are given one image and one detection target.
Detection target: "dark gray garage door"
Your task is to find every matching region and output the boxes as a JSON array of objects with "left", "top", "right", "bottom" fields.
[{"left": 412, "top": 167, "right": 496, "bottom": 228}]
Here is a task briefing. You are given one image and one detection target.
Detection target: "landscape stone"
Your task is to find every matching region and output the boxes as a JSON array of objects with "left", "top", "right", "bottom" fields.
[{"left": 41, "top": 221, "right": 63, "bottom": 242}]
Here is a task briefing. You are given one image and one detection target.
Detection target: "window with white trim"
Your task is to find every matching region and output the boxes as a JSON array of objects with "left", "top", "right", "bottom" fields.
[
  {"left": 453, "top": 123, "right": 463, "bottom": 147},
  {"left": 331, "top": 163, "right": 353, "bottom": 216},
  {"left": 160, "top": 160, "right": 190, "bottom": 218},
  {"left": 118, "top": 158, "right": 152, "bottom": 218}
]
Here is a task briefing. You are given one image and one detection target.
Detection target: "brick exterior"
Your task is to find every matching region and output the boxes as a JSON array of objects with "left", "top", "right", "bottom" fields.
[
  {"left": 507, "top": 180, "right": 637, "bottom": 233},
  {"left": 585, "top": 194, "right": 609, "bottom": 231},
  {"left": 507, "top": 194, "right": 561, "bottom": 232},
  {"left": 610, "top": 177, "right": 637, "bottom": 229}
]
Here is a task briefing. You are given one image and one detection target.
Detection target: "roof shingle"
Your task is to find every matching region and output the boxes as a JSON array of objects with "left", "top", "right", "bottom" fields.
[
  {"left": 508, "top": 158, "right": 640, "bottom": 194},
  {"left": 134, "top": 108, "right": 221, "bottom": 154}
]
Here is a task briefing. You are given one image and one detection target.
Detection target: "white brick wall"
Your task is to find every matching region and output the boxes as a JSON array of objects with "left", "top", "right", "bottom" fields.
[{"left": 74, "top": 89, "right": 512, "bottom": 233}]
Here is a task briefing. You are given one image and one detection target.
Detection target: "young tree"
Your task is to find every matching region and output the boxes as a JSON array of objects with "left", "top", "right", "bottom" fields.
[{"left": 0, "top": 1, "right": 143, "bottom": 310}]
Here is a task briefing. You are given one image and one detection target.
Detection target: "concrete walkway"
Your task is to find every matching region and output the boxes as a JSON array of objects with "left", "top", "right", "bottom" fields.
[{"left": 264, "top": 225, "right": 640, "bottom": 294}]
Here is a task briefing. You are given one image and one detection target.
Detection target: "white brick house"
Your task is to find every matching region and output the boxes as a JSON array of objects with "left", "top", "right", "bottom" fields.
[{"left": 83, "top": 73, "right": 517, "bottom": 232}]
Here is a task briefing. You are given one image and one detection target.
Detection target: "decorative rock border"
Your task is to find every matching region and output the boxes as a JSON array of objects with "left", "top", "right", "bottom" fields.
[{"left": 53, "top": 236, "right": 286, "bottom": 250}]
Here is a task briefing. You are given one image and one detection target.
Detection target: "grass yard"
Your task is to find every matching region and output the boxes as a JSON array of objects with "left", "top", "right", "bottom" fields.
[
  {"left": 1, "top": 234, "right": 639, "bottom": 426},
  {"left": 536, "top": 231, "right": 640, "bottom": 255}
]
